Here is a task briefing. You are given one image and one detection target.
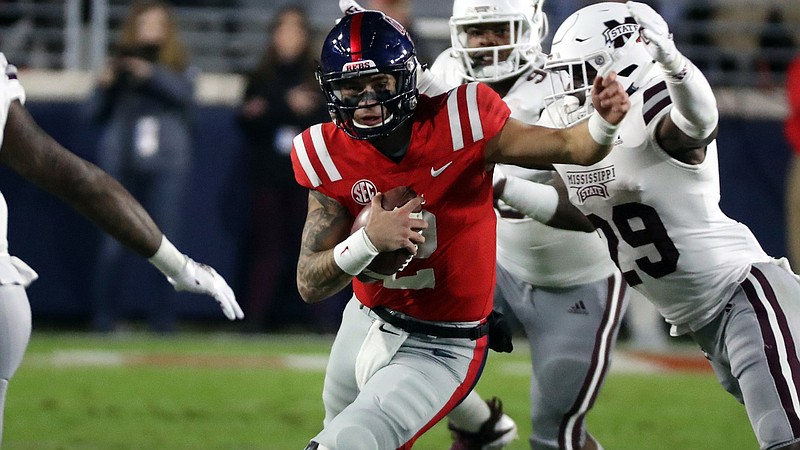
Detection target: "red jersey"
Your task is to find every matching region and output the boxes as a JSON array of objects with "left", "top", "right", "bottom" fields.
[
  {"left": 786, "top": 57, "right": 800, "bottom": 154},
  {"left": 291, "top": 82, "right": 511, "bottom": 322}
]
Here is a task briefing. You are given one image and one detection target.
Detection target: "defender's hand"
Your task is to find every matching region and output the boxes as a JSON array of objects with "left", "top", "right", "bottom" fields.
[
  {"left": 591, "top": 72, "right": 630, "bottom": 126},
  {"left": 339, "top": 0, "right": 366, "bottom": 15},
  {"left": 627, "top": 2, "right": 681, "bottom": 72},
  {"left": 169, "top": 258, "right": 244, "bottom": 321}
]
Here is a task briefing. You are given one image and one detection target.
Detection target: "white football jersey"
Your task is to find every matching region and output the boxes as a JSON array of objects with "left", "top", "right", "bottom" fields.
[
  {"left": 552, "top": 76, "right": 771, "bottom": 331},
  {"left": 427, "top": 49, "right": 617, "bottom": 287},
  {"left": 0, "top": 53, "right": 37, "bottom": 286}
]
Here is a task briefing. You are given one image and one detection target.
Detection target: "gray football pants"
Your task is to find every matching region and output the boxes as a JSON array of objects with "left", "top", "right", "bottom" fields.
[
  {"left": 311, "top": 296, "right": 489, "bottom": 449},
  {"left": 494, "top": 264, "right": 629, "bottom": 450},
  {"left": 689, "top": 262, "right": 800, "bottom": 450}
]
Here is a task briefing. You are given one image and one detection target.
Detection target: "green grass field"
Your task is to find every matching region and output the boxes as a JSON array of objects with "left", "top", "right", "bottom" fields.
[{"left": 5, "top": 332, "right": 756, "bottom": 449}]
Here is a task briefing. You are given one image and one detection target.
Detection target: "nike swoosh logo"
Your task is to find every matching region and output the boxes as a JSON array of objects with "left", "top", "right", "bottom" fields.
[
  {"left": 432, "top": 348, "right": 457, "bottom": 359},
  {"left": 379, "top": 323, "right": 400, "bottom": 336},
  {"left": 430, "top": 161, "right": 454, "bottom": 177}
]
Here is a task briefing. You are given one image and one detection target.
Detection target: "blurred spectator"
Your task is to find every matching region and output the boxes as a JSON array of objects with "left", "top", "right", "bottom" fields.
[
  {"left": 681, "top": 0, "right": 715, "bottom": 71},
  {"left": 755, "top": 7, "right": 796, "bottom": 89},
  {"left": 84, "top": 0, "right": 196, "bottom": 333},
  {"left": 785, "top": 55, "right": 800, "bottom": 268},
  {"left": 679, "top": 0, "right": 739, "bottom": 85},
  {"left": 235, "top": 6, "right": 339, "bottom": 333}
]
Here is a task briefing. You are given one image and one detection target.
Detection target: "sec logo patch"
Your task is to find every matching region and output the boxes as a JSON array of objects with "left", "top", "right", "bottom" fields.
[{"left": 351, "top": 179, "right": 378, "bottom": 205}]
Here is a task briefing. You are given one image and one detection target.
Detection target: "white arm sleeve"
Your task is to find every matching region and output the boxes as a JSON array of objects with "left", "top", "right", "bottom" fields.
[
  {"left": 148, "top": 235, "right": 188, "bottom": 277},
  {"left": 497, "top": 173, "right": 559, "bottom": 224},
  {"left": 664, "top": 55, "right": 719, "bottom": 140}
]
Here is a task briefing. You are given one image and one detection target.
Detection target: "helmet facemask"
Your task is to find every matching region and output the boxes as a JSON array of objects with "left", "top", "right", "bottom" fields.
[
  {"left": 449, "top": 0, "right": 547, "bottom": 83},
  {"left": 542, "top": 2, "right": 657, "bottom": 127},
  {"left": 543, "top": 54, "right": 604, "bottom": 128},
  {"left": 318, "top": 57, "right": 418, "bottom": 140}
]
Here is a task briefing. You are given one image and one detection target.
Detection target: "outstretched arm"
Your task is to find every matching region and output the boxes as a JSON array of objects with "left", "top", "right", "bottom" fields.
[
  {"left": 493, "top": 166, "right": 594, "bottom": 232},
  {"left": 628, "top": 1, "right": 718, "bottom": 163},
  {"left": 2, "top": 101, "right": 161, "bottom": 255},
  {"left": 0, "top": 100, "right": 243, "bottom": 320},
  {"left": 486, "top": 73, "right": 630, "bottom": 167}
]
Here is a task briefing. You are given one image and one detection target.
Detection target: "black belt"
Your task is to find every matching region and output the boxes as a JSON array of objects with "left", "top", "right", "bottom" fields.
[{"left": 370, "top": 306, "right": 489, "bottom": 340}]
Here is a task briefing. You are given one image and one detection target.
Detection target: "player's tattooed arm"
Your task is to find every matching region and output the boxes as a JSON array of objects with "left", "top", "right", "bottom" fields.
[
  {"left": 0, "top": 100, "right": 162, "bottom": 257},
  {"left": 297, "top": 190, "right": 355, "bottom": 303}
]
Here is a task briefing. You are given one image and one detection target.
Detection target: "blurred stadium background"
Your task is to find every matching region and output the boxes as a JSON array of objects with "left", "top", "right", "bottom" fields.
[
  {"left": 0, "top": 1, "right": 796, "bottom": 447},
  {"left": 0, "top": 0, "right": 795, "bottom": 331}
]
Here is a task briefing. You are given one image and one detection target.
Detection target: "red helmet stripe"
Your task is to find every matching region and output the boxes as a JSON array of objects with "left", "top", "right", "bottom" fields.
[{"left": 349, "top": 13, "right": 363, "bottom": 61}]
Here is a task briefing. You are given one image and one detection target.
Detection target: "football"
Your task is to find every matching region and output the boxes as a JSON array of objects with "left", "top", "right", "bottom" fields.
[{"left": 351, "top": 186, "right": 422, "bottom": 280}]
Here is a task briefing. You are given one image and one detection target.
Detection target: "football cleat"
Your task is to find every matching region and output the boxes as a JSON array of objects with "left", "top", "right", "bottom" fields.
[{"left": 448, "top": 397, "right": 518, "bottom": 450}]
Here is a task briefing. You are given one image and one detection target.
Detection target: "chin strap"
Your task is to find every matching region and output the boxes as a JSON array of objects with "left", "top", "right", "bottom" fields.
[{"left": 626, "top": 59, "right": 657, "bottom": 96}]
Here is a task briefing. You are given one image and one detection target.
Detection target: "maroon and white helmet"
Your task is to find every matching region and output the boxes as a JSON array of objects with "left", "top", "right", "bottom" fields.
[
  {"left": 449, "top": 0, "right": 547, "bottom": 82},
  {"left": 543, "top": 2, "right": 657, "bottom": 127}
]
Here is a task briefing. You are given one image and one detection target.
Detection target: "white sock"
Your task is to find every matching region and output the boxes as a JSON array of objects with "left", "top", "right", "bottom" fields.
[{"left": 448, "top": 390, "right": 491, "bottom": 432}]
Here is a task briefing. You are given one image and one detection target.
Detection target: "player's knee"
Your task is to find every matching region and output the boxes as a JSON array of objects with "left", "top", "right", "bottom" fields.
[
  {"left": 754, "top": 410, "right": 800, "bottom": 449},
  {"left": 531, "top": 355, "right": 595, "bottom": 432},
  {"left": 314, "top": 407, "right": 401, "bottom": 449},
  {"left": 336, "top": 425, "right": 382, "bottom": 449},
  {"left": 328, "top": 389, "right": 432, "bottom": 448},
  {"left": 535, "top": 355, "right": 592, "bottom": 407}
]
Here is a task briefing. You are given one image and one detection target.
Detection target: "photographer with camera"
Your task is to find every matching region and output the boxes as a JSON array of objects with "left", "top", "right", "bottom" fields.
[{"left": 84, "top": 0, "right": 197, "bottom": 333}]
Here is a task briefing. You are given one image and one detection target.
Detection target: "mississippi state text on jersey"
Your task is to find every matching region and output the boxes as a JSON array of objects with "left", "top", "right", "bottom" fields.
[{"left": 552, "top": 77, "right": 770, "bottom": 332}]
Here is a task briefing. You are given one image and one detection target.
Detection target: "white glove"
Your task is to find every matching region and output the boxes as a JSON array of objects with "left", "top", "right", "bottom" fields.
[
  {"left": 339, "top": 0, "right": 366, "bottom": 15},
  {"left": 627, "top": 1, "right": 683, "bottom": 75},
  {"left": 168, "top": 258, "right": 245, "bottom": 321}
]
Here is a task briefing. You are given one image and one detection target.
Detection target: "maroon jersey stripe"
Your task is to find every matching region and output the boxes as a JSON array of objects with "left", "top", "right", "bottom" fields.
[
  {"left": 642, "top": 81, "right": 670, "bottom": 125},
  {"left": 560, "top": 274, "right": 627, "bottom": 449},
  {"left": 744, "top": 267, "right": 800, "bottom": 436}
]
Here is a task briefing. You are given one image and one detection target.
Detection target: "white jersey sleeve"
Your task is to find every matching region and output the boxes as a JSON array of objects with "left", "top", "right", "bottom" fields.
[
  {"left": 0, "top": 53, "right": 37, "bottom": 286},
  {"left": 427, "top": 49, "right": 466, "bottom": 92}
]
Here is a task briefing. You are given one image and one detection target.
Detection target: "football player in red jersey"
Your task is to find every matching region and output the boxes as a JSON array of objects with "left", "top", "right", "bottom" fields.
[{"left": 292, "top": 11, "right": 629, "bottom": 450}]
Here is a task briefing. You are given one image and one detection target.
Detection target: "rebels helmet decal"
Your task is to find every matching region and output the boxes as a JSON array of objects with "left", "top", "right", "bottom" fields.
[
  {"left": 343, "top": 60, "right": 377, "bottom": 72},
  {"left": 603, "top": 18, "right": 639, "bottom": 49}
]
